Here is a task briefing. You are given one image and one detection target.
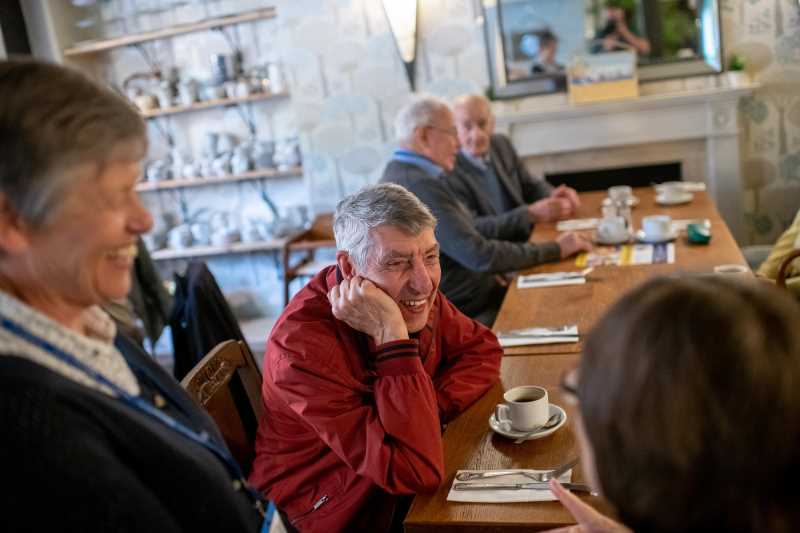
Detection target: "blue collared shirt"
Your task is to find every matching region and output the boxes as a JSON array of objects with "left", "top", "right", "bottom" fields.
[
  {"left": 392, "top": 149, "right": 444, "bottom": 178},
  {"left": 460, "top": 148, "right": 491, "bottom": 172}
]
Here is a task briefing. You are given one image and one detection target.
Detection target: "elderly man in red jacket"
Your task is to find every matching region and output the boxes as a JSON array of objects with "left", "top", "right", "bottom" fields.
[{"left": 249, "top": 183, "right": 502, "bottom": 532}]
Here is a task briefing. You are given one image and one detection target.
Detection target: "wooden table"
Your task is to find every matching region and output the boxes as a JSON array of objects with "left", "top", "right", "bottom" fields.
[
  {"left": 404, "top": 187, "right": 747, "bottom": 532},
  {"left": 496, "top": 188, "right": 747, "bottom": 356},
  {"left": 405, "top": 355, "right": 603, "bottom": 533}
]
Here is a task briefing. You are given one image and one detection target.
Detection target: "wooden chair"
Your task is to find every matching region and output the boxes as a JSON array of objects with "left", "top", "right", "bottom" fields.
[
  {"left": 776, "top": 249, "right": 800, "bottom": 290},
  {"left": 281, "top": 212, "right": 336, "bottom": 306},
  {"left": 180, "top": 340, "right": 264, "bottom": 476}
]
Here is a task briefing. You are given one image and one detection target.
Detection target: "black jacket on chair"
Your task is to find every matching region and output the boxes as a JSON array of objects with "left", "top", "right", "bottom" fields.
[{"left": 170, "top": 261, "right": 247, "bottom": 380}]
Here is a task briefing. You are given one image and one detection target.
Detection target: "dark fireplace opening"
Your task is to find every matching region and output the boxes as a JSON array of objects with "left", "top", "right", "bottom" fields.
[{"left": 545, "top": 162, "right": 682, "bottom": 192}]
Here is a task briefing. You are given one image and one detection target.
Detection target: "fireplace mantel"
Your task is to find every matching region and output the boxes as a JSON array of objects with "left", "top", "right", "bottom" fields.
[{"left": 493, "top": 81, "right": 758, "bottom": 241}]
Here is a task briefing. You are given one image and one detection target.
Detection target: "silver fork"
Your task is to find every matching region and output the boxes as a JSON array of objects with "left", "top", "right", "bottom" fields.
[{"left": 454, "top": 457, "right": 578, "bottom": 483}]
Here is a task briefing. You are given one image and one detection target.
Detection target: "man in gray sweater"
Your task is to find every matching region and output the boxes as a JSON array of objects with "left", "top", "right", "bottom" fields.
[{"left": 380, "top": 96, "right": 591, "bottom": 325}]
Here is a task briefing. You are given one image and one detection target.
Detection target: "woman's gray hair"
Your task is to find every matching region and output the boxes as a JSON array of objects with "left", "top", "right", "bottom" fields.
[
  {"left": 0, "top": 59, "right": 146, "bottom": 228},
  {"left": 394, "top": 96, "right": 451, "bottom": 145},
  {"left": 334, "top": 183, "right": 437, "bottom": 270}
]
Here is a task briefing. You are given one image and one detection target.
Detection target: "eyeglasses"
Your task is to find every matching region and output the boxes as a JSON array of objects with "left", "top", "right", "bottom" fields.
[
  {"left": 425, "top": 124, "right": 458, "bottom": 138},
  {"left": 559, "top": 367, "right": 579, "bottom": 404}
]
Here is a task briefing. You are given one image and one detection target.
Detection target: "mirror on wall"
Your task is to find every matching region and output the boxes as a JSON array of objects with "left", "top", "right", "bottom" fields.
[{"left": 483, "top": 0, "right": 722, "bottom": 99}]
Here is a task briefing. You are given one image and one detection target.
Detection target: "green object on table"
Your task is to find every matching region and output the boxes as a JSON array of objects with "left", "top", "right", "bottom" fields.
[{"left": 687, "top": 222, "right": 711, "bottom": 244}]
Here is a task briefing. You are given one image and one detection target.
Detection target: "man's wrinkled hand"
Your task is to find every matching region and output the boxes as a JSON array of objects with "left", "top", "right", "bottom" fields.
[
  {"left": 551, "top": 184, "right": 580, "bottom": 212},
  {"left": 529, "top": 197, "right": 575, "bottom": 223},
  {"left": 556, "top": 232, "right": 593, "bottom": 259},
  {"left": 328, "top": 276, "right": 409, "bottom": 345}
]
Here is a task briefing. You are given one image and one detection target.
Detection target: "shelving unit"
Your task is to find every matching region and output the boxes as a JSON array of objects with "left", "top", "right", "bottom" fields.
[
  {"left": 142, "top": 91, "right": 289, "bottom": 119},
  {"left": 63, "top": 7, "right": 277, "bottom": 57},
  {"left": 151, "top": 235, "right": 297, "bottom": 262},
  {"left": 137, "top": 166, "right": 303, "bottom": 192}
]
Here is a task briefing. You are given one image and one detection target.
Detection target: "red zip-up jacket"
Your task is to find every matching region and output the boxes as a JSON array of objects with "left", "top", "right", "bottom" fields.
[{"left": 249, "top": 266, "right": 502, "bottom": 532}]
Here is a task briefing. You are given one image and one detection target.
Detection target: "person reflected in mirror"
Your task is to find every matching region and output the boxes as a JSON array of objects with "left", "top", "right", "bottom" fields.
[
  {"left": 530, "top": 29, "right": 564, "bottom": 75},
  {"left": 545, "top": 276, "right": 800, "bottom": 532},
  {"left": 592, "top": 0, "right": 651, "bottom": 56}
]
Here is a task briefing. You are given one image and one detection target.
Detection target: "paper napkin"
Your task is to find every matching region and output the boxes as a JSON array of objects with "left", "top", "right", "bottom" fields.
[{"left": 447, "top": 469, "right": 573, "bottom": 503}]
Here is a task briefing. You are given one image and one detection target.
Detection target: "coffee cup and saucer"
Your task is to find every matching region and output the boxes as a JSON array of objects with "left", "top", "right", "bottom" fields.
[
  {"left": 655, "top": 182, "right": 693, "bottom": 205},
  {"left": 595, "top": 216, "right": 630, "bottom": 245},
  {"left": 636, "top": 215, "right": 677, "bottom": 243},
  {"left": 490, "top": 385, "right": 567, "bottom": 442}
]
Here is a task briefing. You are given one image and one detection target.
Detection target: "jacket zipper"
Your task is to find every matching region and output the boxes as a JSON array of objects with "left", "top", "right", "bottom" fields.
[{"left": 291, "top": 495, "right": 329, "bottom": 525}]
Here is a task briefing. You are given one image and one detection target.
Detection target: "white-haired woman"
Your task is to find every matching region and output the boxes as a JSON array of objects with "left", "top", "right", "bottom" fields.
[{"left": 0, "top": 59, "right": 263, "bottom": 531}]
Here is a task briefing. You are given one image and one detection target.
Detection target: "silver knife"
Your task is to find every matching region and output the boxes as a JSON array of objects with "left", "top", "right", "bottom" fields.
[
  {"left": 497, "top": 332, "right": 579, "bottom": 339},
  {"left": 454, "top": 482, "right": 591, "bottom": 492}
]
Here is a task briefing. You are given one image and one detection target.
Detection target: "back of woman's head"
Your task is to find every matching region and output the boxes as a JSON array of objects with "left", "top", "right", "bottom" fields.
[
  {"left": 0, "top": 58, "right": 145, "bottom": 229},
  {"left": 580, "top": 276, "right": 800, "bottom": 532}
]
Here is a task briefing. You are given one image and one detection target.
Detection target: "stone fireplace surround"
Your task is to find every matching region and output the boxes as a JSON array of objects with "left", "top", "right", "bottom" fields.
[{"left": 492, "top": 79, "right": 758, "bottom": 242}]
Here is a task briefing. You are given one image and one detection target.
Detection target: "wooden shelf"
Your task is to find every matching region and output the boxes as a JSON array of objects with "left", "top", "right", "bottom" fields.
[
  {"left": 151, "top": 236, "right": 297, "bottom": 262},
  {"left": 63, "top": 7, "right": 277, "bottom": 57},
  {"left": 137, "top": 166, "right": 302, "bottom": 192},
  {"left": 141, "top": 91, "right": 288, "bottom": 119}
]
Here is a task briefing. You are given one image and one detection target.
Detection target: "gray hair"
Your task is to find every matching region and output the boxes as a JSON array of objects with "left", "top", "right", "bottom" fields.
[
  {"left": 334, "top": 183, "right": 437, "bottom": 270},
  {"left": 394, "top": 95, "right": 451, "bottom": 145},
  {"left": 0, "top": 59, "right": 146, "bottom": 228}
]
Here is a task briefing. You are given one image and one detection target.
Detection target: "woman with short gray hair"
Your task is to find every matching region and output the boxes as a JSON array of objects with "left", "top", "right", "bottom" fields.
[{"left": 0, "top": 59, "right": 263, "bottom": 531}]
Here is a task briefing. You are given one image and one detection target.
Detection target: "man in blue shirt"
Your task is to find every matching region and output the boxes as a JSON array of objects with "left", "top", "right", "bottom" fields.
[{"left": 380, "top": 96, "right": 590, "bottom": 325}]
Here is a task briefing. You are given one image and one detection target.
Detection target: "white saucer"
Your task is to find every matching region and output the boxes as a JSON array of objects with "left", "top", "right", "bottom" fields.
[
  {"left": 635, "top": 229, "right": 678, "bottom": 244},
  {"left": 602, "top": 196, "right": 639, "bottom": 207},
  {"left": 655, "top": 192, "right": 693, "bottom": 205},
  {"left": 489, "top": 403, "right": 567, "bottom": 442},
  {"left": 594, "top": 232, "right": 630, "bottom": 246}
]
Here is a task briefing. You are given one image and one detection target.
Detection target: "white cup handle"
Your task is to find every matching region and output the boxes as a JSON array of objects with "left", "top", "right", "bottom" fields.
[{"left": 495, "top": 403, "right": 510, "bottom": 423}]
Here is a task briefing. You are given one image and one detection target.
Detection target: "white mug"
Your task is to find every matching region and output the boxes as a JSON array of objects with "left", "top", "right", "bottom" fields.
[
  {"left": 597, "top": 216, "right": 628, "bottom": 242},
  {"left": 495, "top": 385, "right": 549, "bottom": 432},
  {"left": 641, "top": 215, "right": 672, "bottom": 239},
  {"left": 658, "top": 181, "right": 684, "bottom": 200},
  {"left": 608, "top": 185, "right": 633, "bottom": 203}
]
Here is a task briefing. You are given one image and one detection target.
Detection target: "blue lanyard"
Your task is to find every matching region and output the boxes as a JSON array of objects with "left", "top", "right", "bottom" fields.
[{"left": 1, "top": 317, "right": 266, "bottom": 517}]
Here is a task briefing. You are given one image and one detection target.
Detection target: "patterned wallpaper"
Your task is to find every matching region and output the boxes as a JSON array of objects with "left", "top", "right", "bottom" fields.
[
  {"left": 86, "top": 0, "right": 798, "bottom": 317},
  {"left": 723, "top": 0, "right": 800, "bottom": 244}
]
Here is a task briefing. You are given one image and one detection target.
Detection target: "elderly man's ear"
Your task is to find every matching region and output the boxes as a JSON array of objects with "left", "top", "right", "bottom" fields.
[
  {"left": 336, "top": 251, "right": 358, "bottom": 280},
  {"left": 0, "top": 194, "right": 31, "bottom": 254}
]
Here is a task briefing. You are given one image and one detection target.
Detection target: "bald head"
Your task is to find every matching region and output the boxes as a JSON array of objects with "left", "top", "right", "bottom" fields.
[{"left": 453, "top": 94, "right": 495, "bottom": 158}]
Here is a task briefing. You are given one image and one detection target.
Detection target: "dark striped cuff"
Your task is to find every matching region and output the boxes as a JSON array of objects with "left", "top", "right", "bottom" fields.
[{"left": 374, "top": 339, "right": 419, "bottom": 364}]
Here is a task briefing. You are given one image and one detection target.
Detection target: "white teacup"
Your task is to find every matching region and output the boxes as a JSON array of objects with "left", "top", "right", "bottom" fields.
[
  {"left": 658, "top": 181, "right": 684, "bottom": 200},
  {"left": 608, "top": 185, "right": 633, "bottom": 203},
  {"left": 641, "top": 215, "right": 672, "bottom": 239},
  {"left": 495, "top": 385, "right": 549, "bottom": 432},
  {"left": 597, "top": 216, "right": 629, "bottom": 243}
]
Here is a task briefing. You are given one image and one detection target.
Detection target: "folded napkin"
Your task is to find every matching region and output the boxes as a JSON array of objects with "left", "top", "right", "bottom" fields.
[
  {"left": 496, "top": 325, "right": 579, "bottom": 347},
  {"left": 671, "top": 218, "right": 711, "bottom": 232},
  {"left": 447, "top": 469, "right": 573, "bottom": 503},
  {"left": 516, "top": 269, "right": 590, "bottom": 289},
  {"left": 556, "top": 218, "right": 600, "bottom": 231}
]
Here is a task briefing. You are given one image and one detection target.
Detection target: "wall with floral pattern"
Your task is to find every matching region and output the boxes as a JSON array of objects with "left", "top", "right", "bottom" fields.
[{"left": 76, "top": 0, "right": 798, "bottom": 319}]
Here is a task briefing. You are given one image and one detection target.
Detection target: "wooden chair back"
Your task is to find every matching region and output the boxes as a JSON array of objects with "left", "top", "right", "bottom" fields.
[
  {"left": 776, "top": 249, "right": 800, "bottom": 289},
  {"left": 180, "top": 340, "right": 264, "bottom": 475},
  {"left": 282, "top": 213, "right": 336, "bottom": 306}
]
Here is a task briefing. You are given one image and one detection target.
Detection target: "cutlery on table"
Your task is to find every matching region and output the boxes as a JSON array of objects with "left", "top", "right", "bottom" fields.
[
  {"left": 453, "top": 482, "right": 592, "bottom": 493},
  {"left": 512, "top": 411, "right": 563, "bottom": 444},
  {"left": 496, "top": 325, "right": 579, "bottom": 339},
  {"left": 519, "top": 268, "right": 593, "bottom": 282},
  {"left": 455, "top": 457, "right": 578, "bottom": 482}
]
